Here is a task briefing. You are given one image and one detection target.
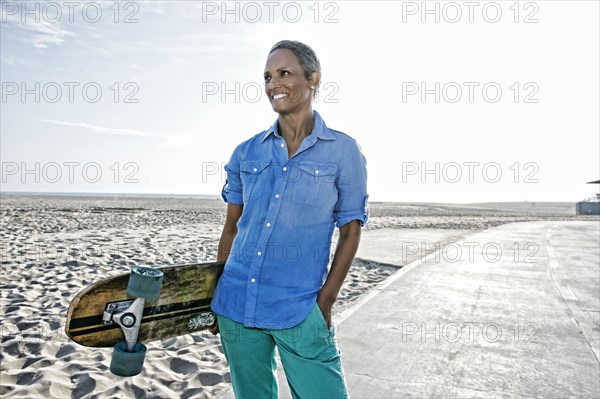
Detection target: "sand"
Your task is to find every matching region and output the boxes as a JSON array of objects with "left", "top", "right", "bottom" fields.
[{"left": 0, "top": 195, "right": 591, "bottom": 398}]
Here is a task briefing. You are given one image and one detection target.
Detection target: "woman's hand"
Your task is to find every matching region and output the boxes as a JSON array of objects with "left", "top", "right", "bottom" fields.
[
  {"left": 317, "top": 288, "right": 336, "bottom": 330},
  {"left": 208, "top": 320, "right": 220, "bottom": 335}
]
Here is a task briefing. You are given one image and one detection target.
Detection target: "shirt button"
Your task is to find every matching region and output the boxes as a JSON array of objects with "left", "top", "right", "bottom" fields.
[
  {"left": 257, "top": 251, "right": 262, "bottom": 256},
  {"left": 253, "top": 167, "right": 257, "bottom": 172},
  {"left": 275, "top": 194, "right": 280, "bottom": 199},
  {"left": 251, "top": 278, "right": 256, "bottom": 283},
  {"left": 266, "top": 222, "right": 271, "bottom": 227},
  {"left": 315, "top": 170, "right": 319, "bottom": 174},
  {"left": 282, "top": 167, "right": 287, "bottom": 172},
  {"left": 280, "top": 143, "right": 285, "bottom": 147}
]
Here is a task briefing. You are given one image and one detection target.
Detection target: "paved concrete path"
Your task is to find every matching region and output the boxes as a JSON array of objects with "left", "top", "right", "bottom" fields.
[{"left": 219, "top": 221, "right": 600, "bottom": 398}]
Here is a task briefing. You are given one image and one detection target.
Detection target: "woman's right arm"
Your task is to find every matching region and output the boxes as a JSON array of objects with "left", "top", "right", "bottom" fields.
[
  {"left": 209, "top": 203, "right": 243, "bottom": 335},
  {"left": 217, "top": 203, "right": 243, "bottom": 262}
]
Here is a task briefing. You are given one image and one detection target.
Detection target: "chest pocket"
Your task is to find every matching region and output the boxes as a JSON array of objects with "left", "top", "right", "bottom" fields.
[
  {"left": 289, "top": 162, "right": 338, "bottom": 206},
  {"left": 240, "top": 161, "right": 271, "bottom": 203}
]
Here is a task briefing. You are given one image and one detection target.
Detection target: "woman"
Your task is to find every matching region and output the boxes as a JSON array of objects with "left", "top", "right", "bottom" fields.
[{"left": 209, "top": 40, "right": 368, "bottom": 399}]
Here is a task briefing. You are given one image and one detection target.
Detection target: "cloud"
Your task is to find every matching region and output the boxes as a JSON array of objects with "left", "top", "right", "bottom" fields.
[
  {"left": 1, "top": 7, "right": 74, "bottom": 48},
  {"left": 1, "top": 55, "right": 39, "bottom": 69},
  {"left": 41, "top": 119, "right": 153, "bottom": 136}
]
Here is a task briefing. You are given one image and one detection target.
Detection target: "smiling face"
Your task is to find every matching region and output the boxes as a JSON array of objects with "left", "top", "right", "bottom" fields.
[{"left": 264, "top": 48, "right": 319, "bottom": 115}]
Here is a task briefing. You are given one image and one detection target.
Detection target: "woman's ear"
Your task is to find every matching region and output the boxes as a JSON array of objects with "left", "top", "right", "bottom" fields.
[
  {"left": 310, "top": 71, "right": 321, "bottom": 98},
  {"left": 310, "top": 71, "right": 321, "bottom": 89}
]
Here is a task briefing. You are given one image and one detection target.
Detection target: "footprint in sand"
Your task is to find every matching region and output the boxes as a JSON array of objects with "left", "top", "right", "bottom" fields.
[
  {"left": 71, "top": 373, "right": 96, "bottom": 398},
  {"left": 170, "top": 358, "right": 199, "bottom": 375},
  {"left": 56, "top": 344, "right": 77, "bottom": 358}
]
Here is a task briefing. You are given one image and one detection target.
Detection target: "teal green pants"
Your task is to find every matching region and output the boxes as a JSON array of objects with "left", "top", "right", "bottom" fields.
[{"left": 216, "top": 304, "right": 349, "bottom": 399}]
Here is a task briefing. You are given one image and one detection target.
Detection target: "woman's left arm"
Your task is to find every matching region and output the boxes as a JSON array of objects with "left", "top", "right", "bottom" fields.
[{"left": 317, "top": 220, "right": 362, "bottom": 329}]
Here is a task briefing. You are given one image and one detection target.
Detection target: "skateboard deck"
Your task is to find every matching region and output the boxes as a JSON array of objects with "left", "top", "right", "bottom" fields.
[{"left": 66, "top": 261, "right": 225, "bottom": 348}]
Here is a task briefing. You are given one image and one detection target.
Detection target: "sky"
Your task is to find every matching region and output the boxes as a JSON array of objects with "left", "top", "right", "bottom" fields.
[{"left": 1, "top": 0, "right": 599, "bottom": 202}]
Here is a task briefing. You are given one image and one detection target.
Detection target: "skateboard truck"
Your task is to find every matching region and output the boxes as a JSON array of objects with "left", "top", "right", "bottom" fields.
[
  {"left": 107, "top": 266, "right": 164, "bottom": 377},
  {"left": 103, "top": 299, "right": 145, "bottom": 352}
]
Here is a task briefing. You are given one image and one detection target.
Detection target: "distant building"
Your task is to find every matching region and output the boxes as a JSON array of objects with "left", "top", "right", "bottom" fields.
[{"left": 576, "top": 180, "right": 600, "bottom": 215}]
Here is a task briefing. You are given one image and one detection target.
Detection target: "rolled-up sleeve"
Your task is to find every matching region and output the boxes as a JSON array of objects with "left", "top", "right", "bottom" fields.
[
  {"left": 334, "top": 139, "right": 369, "bottom": 228},
  {"left": 221, "top": 148, "right": 243, "bottom": 205}
]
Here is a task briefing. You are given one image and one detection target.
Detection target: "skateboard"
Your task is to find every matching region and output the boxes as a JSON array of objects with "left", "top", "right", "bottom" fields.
[{"left": 65, "top": 261, "right": 225, "bottom": 376}]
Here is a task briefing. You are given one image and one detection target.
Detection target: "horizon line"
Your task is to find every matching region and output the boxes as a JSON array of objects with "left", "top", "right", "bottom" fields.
[{"left": 0, "top": 190, "right": 579, "bottom": 204}]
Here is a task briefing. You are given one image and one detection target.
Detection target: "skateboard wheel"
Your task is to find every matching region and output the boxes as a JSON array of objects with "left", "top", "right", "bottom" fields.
[
  {"left": 110, "top": 341, "right": 147, "bottom": 377},
  {"left": 127, "top": 266, "right": 164, "bottom": 299}
]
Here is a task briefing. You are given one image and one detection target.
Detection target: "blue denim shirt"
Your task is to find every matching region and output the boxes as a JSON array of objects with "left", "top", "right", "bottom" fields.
[{"left": 211, "top": 111, "right": 368, "bottom": 329}]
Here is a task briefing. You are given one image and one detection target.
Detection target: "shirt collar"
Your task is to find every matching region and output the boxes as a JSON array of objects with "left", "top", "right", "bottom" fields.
[{"left": 260, "top": 110, "right": 336, "bottom": 143}]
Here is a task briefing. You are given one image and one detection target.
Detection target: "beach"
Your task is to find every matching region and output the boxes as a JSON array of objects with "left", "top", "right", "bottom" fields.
[{"left": 0, "top": 195, "right": 594, "bottom": 398}]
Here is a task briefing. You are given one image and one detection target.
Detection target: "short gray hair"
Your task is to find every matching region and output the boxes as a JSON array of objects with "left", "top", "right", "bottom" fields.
[{"left": 269, "top": 40, "right": 321, "bottom": 81}]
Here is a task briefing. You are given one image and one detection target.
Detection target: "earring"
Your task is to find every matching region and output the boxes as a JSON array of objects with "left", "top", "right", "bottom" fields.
[{"left": 310, "top": 86, "right": 315, "bottom": 89}]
